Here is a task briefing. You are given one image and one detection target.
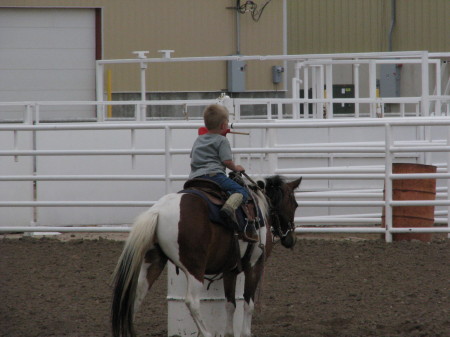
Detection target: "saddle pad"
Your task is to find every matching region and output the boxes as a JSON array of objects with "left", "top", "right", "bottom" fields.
[{"left": 179, "top": 189, "right": 242, "bottom": 232}]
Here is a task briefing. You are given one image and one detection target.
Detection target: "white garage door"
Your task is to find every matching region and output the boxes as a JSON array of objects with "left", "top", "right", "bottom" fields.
[{"left": 0, "top": 8, "right": 96, "bottom": 120}]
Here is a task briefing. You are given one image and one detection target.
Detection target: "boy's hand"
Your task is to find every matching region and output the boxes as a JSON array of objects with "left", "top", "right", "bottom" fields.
[
  {"left": 223, "top": 160, "right": 245, "bottom": 173},
  {"left": 234, "top": 165, "right": 245, "bottom": 172}
]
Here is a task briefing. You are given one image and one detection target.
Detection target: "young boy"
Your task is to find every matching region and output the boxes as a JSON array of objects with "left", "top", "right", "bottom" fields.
[{"left": 189, "top": 104, "right": 258, "bottom": 242}]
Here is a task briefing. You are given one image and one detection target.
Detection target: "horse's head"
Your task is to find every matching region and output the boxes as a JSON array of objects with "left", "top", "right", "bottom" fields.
[{"left": 261, "top": 175, "right": 302, "bottom": 248}]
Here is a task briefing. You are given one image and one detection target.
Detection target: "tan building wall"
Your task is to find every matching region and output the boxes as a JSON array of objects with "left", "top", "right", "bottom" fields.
[
  {"left": 4, "top": 0, "right": 448, "bottom": 94},
  {"left": 288, "top": 0, "right": 450, "bottom": 54},
  {"left": 0, "top": 0, "right": 285, "bottom": 93}
]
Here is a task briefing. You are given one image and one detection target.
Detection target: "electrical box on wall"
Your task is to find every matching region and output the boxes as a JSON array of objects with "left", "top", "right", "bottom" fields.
[
  {"left": 227, "top": 59, "right": 246, "bottom": 92},
  {"left": 332, "top": 84, "right": 355, "bottom": 114},
  {"left": 300, "top": 85, "right": 355, "bottom": 114},
  {"left": 272, "top": 65, "right": 284, "bottom": 84},
  {"left": 380, "top": 64, "right": 401, "bottom": 97}
]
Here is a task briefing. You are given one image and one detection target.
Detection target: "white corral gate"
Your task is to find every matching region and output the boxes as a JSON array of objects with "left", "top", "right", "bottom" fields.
[
  {"left": 1, "top": 51, "right": 450, "bottom": 337},
  {"left": 1, "top": 116, "right": 450, "bottom": 238}
]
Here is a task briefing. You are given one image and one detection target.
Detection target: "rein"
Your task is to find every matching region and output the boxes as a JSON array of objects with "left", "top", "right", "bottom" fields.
[
  {"left": 269, "top": 208, "right": 293, "bottom": 239},
  {"left": 238, "top": 172, "right": 295, "bottom": 240}
]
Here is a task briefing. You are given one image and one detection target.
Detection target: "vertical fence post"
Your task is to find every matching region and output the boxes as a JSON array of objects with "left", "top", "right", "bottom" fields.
[
  {"left": 31, "top": 118, "right": 38, "bottom": 232},
  {"left": 447, "top": 125, "right": 450, "bottom": 238},
  {"left": 292, "top": 62, "right": 301, "bottom": 119},
  {"left": 13, "top": 130, "right": 19, "bottom": 163},
  {"left": 325, "top": 62, "right": 333, "bottom": 118},
  {"left": 267, "top": 102, "right": 272, "bottom": 119},
  {"left": 303, "top": 64, "right": 309, "bottom": 118},
  {"left": 277, "top": 103, "right": 283, "bottom": 119},
  {"left": 140, "top": 61, "right": 147, "bottom": 121},
  {"left": 369, "top": 60, "right": 377, "bottom": 118},
  {"left": 434, "top": 60, "right": 442, "bottom": 116},
  {"left": 265, "top": 126, "right": 277, "bottom": 174},
  {"left": 96, "top": 62, "right": 105, "bottom": 121},
  {"left": 354, "top": 62, "right": 360, "bottom": 117},
  {"left": 311, "top": 66, "right": 317, "bottom": 117},
  {"left": 234, "top": 102, "right": 241, "bottom": 120},
  {"left": 384, "top": 123, "right": 393, "bottom": 242},
  {"left": 165, "top": 126, "right": 172, "bottom": 194},
  {"left": 25, "top": 104, "right": 33, "bottom": 124},
  {"left": 318, "top": 65, "right": 325, "bottom": 119},
  {"left": 421, "top": 52, "right": 430, "bottom": 116},
  {"left": 131, "top": 128, "right": 136, "bottom": 169}
]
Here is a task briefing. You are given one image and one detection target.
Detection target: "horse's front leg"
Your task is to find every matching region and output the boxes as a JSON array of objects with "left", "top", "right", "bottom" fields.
[
  {"left": 223, "top": 271, "right": 238, "bottom": 337},
  {"left": 241, "top": 257, "right": 264, "bottom": 337}
]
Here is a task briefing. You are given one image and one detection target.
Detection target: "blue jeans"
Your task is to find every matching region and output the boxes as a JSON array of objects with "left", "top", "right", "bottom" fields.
[{"left": 198, "top": 173, "right": 249, "bottom": 202}]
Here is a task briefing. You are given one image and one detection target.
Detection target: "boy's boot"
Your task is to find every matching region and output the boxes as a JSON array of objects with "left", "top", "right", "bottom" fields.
[{"left": 220, "top": 193, "right": 259, "bottom": 243}]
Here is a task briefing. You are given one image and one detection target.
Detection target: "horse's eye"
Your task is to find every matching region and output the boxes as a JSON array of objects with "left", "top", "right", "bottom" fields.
[{"left": 290, "top": 194, "right": 298, "bottom": 207}]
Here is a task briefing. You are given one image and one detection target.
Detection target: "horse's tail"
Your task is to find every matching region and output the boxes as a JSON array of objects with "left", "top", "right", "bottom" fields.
[{"left": 111, "top": 208, "right": 159, "bottom": 337}]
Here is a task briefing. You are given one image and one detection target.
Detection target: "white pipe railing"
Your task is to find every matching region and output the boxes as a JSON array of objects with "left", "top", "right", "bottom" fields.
[
  {"left": 95, "top": 51, "right": 449, "bottom": 120},
  {"left": 1, "top": 117, "right": 450, "bottom": 242},
  {"left": 1, "top": 94, "right": 449, "bottom": 123},
  {"left": 3, "top": 52, "right": 449, "bottom": 123}
]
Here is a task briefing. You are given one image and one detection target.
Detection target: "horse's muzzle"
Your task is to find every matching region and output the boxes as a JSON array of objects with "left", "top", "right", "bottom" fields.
[{"left": 281, "top": 231, "right": 297, "bottom": 248}]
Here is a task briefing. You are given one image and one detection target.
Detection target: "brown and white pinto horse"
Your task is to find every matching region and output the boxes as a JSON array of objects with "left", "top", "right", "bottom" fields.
[{"left": 111, "top": 175, "right": 302, "bottom": 337}]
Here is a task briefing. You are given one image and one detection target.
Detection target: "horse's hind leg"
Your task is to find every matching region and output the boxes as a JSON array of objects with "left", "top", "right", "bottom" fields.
[
  {"left": 134, "top": 246, "right": 168, "bottom": 313},
  {"left": 184, "top": 273, "right": 212, "bottom": 337}
]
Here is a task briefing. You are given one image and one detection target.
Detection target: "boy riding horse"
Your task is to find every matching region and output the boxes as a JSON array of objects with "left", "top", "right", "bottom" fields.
[{"left": 189, "top": 104, "right": 258, "bottom": 242}]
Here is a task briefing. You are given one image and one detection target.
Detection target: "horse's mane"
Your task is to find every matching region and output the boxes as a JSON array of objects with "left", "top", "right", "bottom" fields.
[
  {"left": 264, "top": 175, "right": 285, "bottom": 208},
  {"left": 248, "top": 175, "right": 286, "bottom": 223},
  {"left": 250, "top": 185, "right": 269, "bottom": 223}
]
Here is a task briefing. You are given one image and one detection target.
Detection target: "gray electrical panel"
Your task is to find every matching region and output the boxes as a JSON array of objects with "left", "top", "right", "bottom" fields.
[
  {"left": 272, "top": 65, "right": 284, "bottom": 84},
  {"left": 380, "top": 64, "right": 401, "bottom": 97},
  {"left": 227, "top": 59, "right": 246, "bottom": 92}
]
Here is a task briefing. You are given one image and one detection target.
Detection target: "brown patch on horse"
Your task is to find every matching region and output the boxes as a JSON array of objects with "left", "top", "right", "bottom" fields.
[
  {"left": 178, "top": 194, "right": 235, "bottom": 283},
  {"left": 143, "top": 246, "right": 168, "bottom": 289}
]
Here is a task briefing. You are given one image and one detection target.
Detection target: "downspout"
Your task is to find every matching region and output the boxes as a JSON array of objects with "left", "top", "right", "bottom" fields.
[
  {"left": 236, "top": 0, "right": 241, "bottom": 55},
  {"left": 388, "top": 0, "right": 396, "bottom": 51}
]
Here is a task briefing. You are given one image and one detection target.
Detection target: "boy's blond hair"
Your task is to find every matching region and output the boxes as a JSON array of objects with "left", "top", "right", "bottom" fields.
[{"left": 203, "top": 104, "right": 229, "bottom": 130}]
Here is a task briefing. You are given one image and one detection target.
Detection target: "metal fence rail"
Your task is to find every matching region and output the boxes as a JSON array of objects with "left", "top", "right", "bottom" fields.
[
  {"left": 1, "top": 117, "right": 450, "bottom": 242},
  {"left": 2, "top": 51, "right": 450, "bottom": 122}
]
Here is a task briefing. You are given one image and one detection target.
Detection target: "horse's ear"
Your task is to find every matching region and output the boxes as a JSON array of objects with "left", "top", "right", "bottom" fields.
[
  {"left": 289, "top": 177, "right": 302, "bottom": 190},
  {"left": 257, "top": 180, "right": 265, "bottom": 189}
]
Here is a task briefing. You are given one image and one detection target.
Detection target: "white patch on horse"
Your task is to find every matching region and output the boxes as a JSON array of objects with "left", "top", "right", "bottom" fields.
[
  {"left": 224, "top": 301, "right": 235, "bottom": 337},
  {"left": 241, "top": 299, "right": 255, "bottom": 337},
  {"left": 156, "top": 193, "right": 183, "bottom": 266},
  {"left": 134, "top": 262, "right": 150, "bottom": 312}
]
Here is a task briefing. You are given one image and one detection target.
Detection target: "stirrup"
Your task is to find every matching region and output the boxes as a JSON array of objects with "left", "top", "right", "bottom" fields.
[{"left": 243, "top": 221, "right": 259, "bottom": 243}]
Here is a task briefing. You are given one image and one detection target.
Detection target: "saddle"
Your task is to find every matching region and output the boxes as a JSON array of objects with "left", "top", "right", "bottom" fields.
[
  {"left": 179, "top": 178, "right": 262, "bottom": 233},
  {"left": 180, "top": 177, "right": 265, "bottom": 276}
]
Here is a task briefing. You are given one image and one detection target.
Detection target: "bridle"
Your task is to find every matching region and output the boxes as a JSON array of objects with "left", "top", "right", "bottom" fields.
[
  {"left": 239, "top": 171, "right": 296, "bottom": 239},
  {"left": 269, "top": 204, "right": 295, "bottom": 239},
  {"left": 268, "top": 192, "right": 296, "bottom": 240}
]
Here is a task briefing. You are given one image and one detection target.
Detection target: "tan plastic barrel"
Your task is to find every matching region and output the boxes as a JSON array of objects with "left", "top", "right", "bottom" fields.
[{"left": 382, "top": 163, "right": 437, "bottom": 242}]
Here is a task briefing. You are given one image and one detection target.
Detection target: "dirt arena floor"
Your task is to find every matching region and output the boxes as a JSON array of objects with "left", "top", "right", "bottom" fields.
[{"left": 0, "top": 233, "right": 449, "bottom": 337}]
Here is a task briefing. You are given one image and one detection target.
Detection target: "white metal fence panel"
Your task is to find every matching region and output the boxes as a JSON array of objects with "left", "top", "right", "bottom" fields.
[
  {"left": 0, "top": 130, "right": 34, "bottom": 226},
  {"left": 1, "top": 117, "right": 449, "bottom": 242},
  {"left": 1, "top": 51, "right": 449, "bottom": 241}
]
